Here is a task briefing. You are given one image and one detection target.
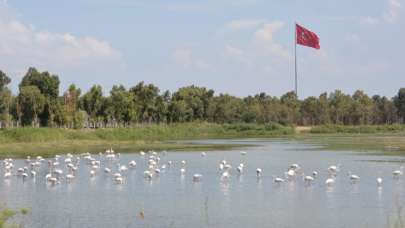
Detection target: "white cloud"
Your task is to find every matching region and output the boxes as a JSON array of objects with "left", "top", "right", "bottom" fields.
[
  {"left": 224, "top": 45, "right": 253, "bottom": 66},
  {"left": 383, "top": 0, "right": 402, "bottom": 23},
  {"left": 221, "top": 20, "right": 292, "bottom": 76},
  {"left": 0, "top": 3, "right": 123, "bottom": 75},
  {"left": 172, "top": 48, "right": 211, "bottom": 70},
  {"left": 253, "top": 21, "right": 290, "bottom": 59},
  {"left": 361, "top": 0, "right": 402, "bottom": 25},
  {"left": 226, "top": 19, "right": 265, "bottom": 30}
]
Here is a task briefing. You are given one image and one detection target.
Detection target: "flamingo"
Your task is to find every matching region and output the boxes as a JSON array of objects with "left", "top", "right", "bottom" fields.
[
  {"left": 4, "top": 171, "right": 12, "bottom": 178},
  {"left": 66, "top": 174, "right": 75, "bottom": 182},
  {"left": 256, "top": 168, "right": 262, "bottom": 177},
  {"left": 221, "top": 171, "right": 230, "bottom": 179},
  {"left": 129, "top": 160, "right": 137, "bottom": 167},
  {"left": 193, "top": 174, "right": 203, "bottom": 182},
  {"left": 312, "top": 171, "right": 318, "bottom": 177},
  {"left": 286, "top": 169, "right": 296, "bottom": 179},
  {"left": 325, "top": 178, "right": 335, "bottom": 186},
  {"left": 393, "top": 167, "right": 403, "bottom": 178},
  {"left": 377, "top": 177, "right": 383, "bottom": 186},
  {"left": 104, "top": 168, "right": 111, "bottom": 173},
  {"left": 274, "top": 177, "right": 285, "bottom": 183},
  {"left": 349, "top": 173, "right": 360, "bottom": 183},
  {"left": 304, "top": 175, "right": 315, "bottom": 183},
  {"left": 144, "top": 170, "right": 153, "bottom": 179}
]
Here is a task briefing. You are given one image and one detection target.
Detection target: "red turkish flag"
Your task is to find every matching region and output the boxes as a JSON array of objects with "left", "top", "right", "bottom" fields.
[{"left": 296, "top": 24, "right": 320, "bottom": 49}]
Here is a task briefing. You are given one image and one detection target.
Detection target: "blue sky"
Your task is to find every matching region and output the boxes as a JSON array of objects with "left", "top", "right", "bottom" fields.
[{"left": 0, "top": 0, "right": 404, "bottom": 98}]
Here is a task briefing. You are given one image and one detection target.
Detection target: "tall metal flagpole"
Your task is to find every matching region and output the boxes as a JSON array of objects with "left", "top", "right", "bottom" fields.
[{"left": 294, "top": 23, "right": 298, "bottom": 96}]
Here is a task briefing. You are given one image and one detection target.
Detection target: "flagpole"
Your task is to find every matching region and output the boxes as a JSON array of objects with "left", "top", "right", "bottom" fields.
[{"left": 294, "top": 22, "right": 298, "bottom": 97}]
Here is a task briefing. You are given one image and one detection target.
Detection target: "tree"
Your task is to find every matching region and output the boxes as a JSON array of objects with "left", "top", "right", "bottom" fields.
[
  {"left": 19, "top": 67, "right": 60, "bottom": 99},
  {"left": 171, "top": 85, "right": 214, "bottom": 121},
  {"left": 19, "top": 67, "right": 60, "bottom": 126},
  {"left": 129, "top": 82, "right": 160, "bottom": 123},
  {"left": 373, "top": 95, "right": 398, "bottom": 124},
  {"left": 300, "top": 96, "right": 319, "bottom": 125},
  {"left": 280, "top": 91, "right": 300, "bottom": 124},
  {"left": 168, "top": 100, "right": 192, "bottom": 122},
  {"left": 394, "top": 88, "right": 405, "bottom": 123},
  {"left": 350, "top": 90, "right": 373, "bottom": 125},
  {"left": 0, "top": 71, "right": 12, "bottom": 127},
  {"left": 63, "top": 84, "right": 82, "bottom": 127},
  {"left": 80, "top": 85, "right": 104, "bottom": 126},
  {"left": 329, "top": 90, "right": 352, "bottom": 124},
  {"left": 0, "top": 70, "right": 11, "bottom": 91},
  {"left": 109, "top": 85, "right": 136, "bottom": 125},
  {"left": 18, "top": 86, "right": 45, "bottom": 126},
  {"left": 207, "top": 94, "right": 244, "bottom": 123}
]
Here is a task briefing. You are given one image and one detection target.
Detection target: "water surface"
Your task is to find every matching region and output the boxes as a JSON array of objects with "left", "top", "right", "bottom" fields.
[{"left": 1, "top": 139, "right": 405, "bottom": 228}]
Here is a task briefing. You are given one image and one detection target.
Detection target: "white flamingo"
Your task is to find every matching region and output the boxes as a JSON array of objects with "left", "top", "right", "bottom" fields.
[
  {"left": 256, "top": 168, "right": 262, "bottom": 177},
  {"left": 193, "top": 174, "right": 203, "bottom": 182}
]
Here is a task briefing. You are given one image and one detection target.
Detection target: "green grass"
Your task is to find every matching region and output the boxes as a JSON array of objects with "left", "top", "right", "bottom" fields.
[
  {"left": 295, "top": 133, "right": 405, "bottom": 156},
  {"left": 296, "top": 124, "right": 405, "bottom": 156},
  {"left": 0, "top": 122, "right": 292, "bottom": 158},
  {"left": 310, "top": 124, "right": 405, "bottom": 134}
]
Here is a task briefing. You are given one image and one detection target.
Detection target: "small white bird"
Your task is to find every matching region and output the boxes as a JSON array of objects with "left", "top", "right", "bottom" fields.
[
  {"left": 236, "top": 165, "right": 244, "bottom": 174},
  {"left": 393, "top": 169, "right": 403, "bottom": 178},
  {"left": 4, "top": 172, "right": 12, "bottom": 178},
  {"left": 377, "top": 177, "right": 383, "bottom": 186},
  {"left": 256, "top": 168, "right": 262, "bottom": 177},
  {"left": 312, "top": 171, "right": 318, "bottom": 177},
  {"left": 129, "top": 160, "right": 137, "bottom": 167},
  {"left": 201, "top": 152, "right": 206, "bottom": 157},
  {"left": 144, "top": 170, "right": 153, "bottom": 179},
  {"left": 290, "top": 164, "right": 300, "bottom": 170},
  {"left": 193, "top": 174, "right": 203, "bottom": 182},
  {"left": 104, "top": 168, "right": 111, "bottom": 173},
  {"left": 328, "top": 165, "right": 339, "bottom": 173},
  {"left": 325, "top": 178, "right": 335, "bottom": 186},
  {"left": 274, "top": 177, "right": 285, "bottom": 183},
  {"left": 286, "top": 169, "right": 296, "bottom": 179},
  {"left": 115, "top": 177, "right": 124, "bottom": 184},
  {"left": 119, "top": 165, "right": 128, "bottom": 172},
  {"left": 304, "top": 175, "right": 315, "bottom": 183},
  {"left": 66, "top": 174, "right": 75, "bottom": 181},
  {"left": 349, "top": 174, "right": 360, "bottom": 182}
]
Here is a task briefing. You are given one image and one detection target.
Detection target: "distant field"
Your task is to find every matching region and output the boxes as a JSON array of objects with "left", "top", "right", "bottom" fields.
[
  {"left": 0, "top": 122, "right": 292, "bottom": 158},
  {"left": 3, "top": 123, "right": 405, "bottom": 158}
]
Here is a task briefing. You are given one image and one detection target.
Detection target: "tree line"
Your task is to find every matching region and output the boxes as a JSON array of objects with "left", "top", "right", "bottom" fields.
[{"left": 0, "top": 67, "right": 405, "bottom": 128}]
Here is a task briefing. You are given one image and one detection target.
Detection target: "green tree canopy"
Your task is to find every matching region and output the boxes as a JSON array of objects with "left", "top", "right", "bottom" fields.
[
  {"left": 19, "top": 67, "right": 60, "bottom": 99},
  {"left": 18, "top": 86, "right": 45, "bottom": 126}
]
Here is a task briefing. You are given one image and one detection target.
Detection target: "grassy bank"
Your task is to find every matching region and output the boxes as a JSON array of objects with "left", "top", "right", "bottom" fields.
[
  {"left": 295, "top": 125, "right": 405, "bottom": 156},
  {"left": 0, "top": 122, "right": 293, "bottom": 158},
  {"left": 309, "top": 124, "right": 405, "bottom": 134}
]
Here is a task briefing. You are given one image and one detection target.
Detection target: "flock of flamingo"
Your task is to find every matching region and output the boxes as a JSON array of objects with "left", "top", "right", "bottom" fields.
[{"left": 1, "top": 149, "right": 404, "bottom": 187}]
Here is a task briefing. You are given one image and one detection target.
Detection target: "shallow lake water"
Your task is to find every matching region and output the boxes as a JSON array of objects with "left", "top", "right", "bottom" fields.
[{"left": 1, "top": 138, "right": 405, "bottom": 228}]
